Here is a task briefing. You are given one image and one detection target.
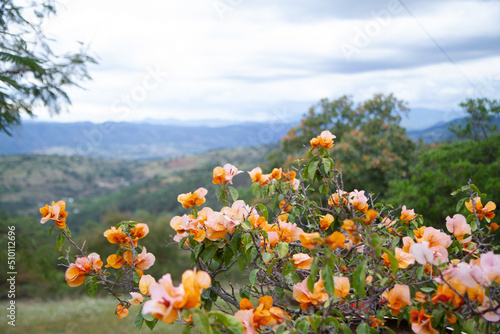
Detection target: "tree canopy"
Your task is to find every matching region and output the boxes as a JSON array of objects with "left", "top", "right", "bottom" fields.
[
  {"left": 448, "top": 98, "right": 500, "bottom": 141},
  {"left": 267, "top": 93, "right": 417, "bottom": 196},
  {"left": 0, "top": 0, "right": 96, "bottom": 135}
]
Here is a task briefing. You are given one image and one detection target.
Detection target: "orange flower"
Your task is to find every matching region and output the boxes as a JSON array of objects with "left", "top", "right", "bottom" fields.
[
  {"left": 333, "top": 276, "right": 350, "bottom": 298},
  {"left": 105, "top": 254, "right": 124, "bottom": 269},
  {"left": 489, "top": 223, "right": 500, "bottom": 231},
  {"left": 319, "top": 214, "right": 334, "bottom": 229},
  {"left": 270, "top": 168, "right": 282, "bottom": 180},
  {"left": 465, "top": 197, "right": 496, "bottom": 220},
  {"left": 177, "top": 187, "right": 208, "bottom": 209},
  {"left": 325, "top": 231, "right": 346, "bottom": 250},
  {"left": 381, "top": 284, "right": 412, "bottom": 315},
  {"left": 293, "top": 277, "right": 329, "bottom": 311},
  {"left": 279, "top": 200, "right": 292, "bottom": 213},
  {"left": 40, "top": 200, "right": 68, "bottom": 229},
  {"left": 116, "top": 303, "right": 129, "bottom": 319},
  {"left": 348, "top": 190, "right": 369, "bottom": 212},
  {"left": 123, "top": 247, "right": 156, "bottom": 271},
  {"left": 130, "top": 223, "right": 150, "bottom": 239},
  {"left": 139, "top": 274, "right": 156, "bottom": 295},
  {"left": 181, "top": 269, "right": 211, "bottom": 309},
  {"left": 103, "top": 227, "right": 137, "bottom": 247},
  {"left": 370, "top": 316, "right": 385, "bottom": 328},
  {"left": 128, "top": 292, "right": 144, "bottom": 306},
  {"left": 410, "top": 307, "right": 437, "bottom": 334},
  {"left": 382, "top": 247, "right": 415, "bottom": 269},
  {"left": 414, "top": 291, "right": 428, "bottom": 303},
  {"left": 446, "top": 214, "right": 472, "bottom": 243},
  {"left": 253, "top": 295, "right": 285, "bottom": 327},
  {"left": 65, "top": 255, "right": 101, "bottom": 287},
  {"left": 341, "top": 219, "right": 361, "bottom": 244},
  {"left": 292, "top": 253, "right": 313, "bottom": 269},
  {"left": 362, "top": 209, "right": 378, "bottom": 225},
  {"left": 310, "top": 130, "right": 336, "bottom": 149},
  {"left": 400, "top": 205, "right": 416, "bottom": 221},
  {"left": 299, "top": 232, "right": 323, "bottom": 250},
  {"left": 269, "top": 221, "right": 304, "bottom": 243},
  {"left": 328, "top": 190, "right": 348, "bottom": 207},
  {"left": 248, "top": 167, "right": 263, "bottom": 183},
  {"left": 240, "top": 298, "right": 254, "bottom": 310},
  {"left": 142, "top": 274, "right": 185, "bottom": 324},
  {"left": 212, "top": 166, "right": 226, "bottom": 184},
  {"left": 431, "top": 280, "right": 465, "bottom": 308}
]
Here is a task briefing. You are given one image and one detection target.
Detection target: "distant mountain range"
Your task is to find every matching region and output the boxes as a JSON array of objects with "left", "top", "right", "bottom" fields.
[
  {"left": 1, "top": 116, "right": 495, "bottom": 159},
  {"left": 0, "top": 120, "right": 293, "bottom": 160}
]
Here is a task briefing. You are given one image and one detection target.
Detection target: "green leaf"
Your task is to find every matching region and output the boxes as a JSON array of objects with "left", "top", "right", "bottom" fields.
[
  {"left": 179, "top": 236, "right": 188, "bottom": 249},
  {"left": 356, "top": 323, "right": 374, "bottom": 334},
  {"left": 85, "top": 277, "right": 98, "bottom": 297},
  {"left": 133, "top": 270, "right": 140, "bottom": 284},
  {"left": 56, "top": 233, "right": 65, "bottom": 251},
  {"left": 319, "top": 184, "right": 329, "bottom": 195},
  {"left": 209, "top": 311, "right": 244, "bottom": 334},
  {"left": 48, "top": 224, "right": 55, "bottom": 236},
  {"left": 321, "top": 266, "right": 335, "bottom": 297},
  {"left": 215, "top": 186, "right": 222, "bottom": 201},
  {"left": 381, "top": 247, "right": 398, "bottom": 274},
  {"left": 352, "top": 260, "right": 366, "bottom": 298},
  {"left": 278, "top": 242, "right": 289, "bottom": 258},
  {"left": 456, "top": 197, "right": 467, "bottom": 212},
  {"left": 228, "top": 186, "right": 239, "bottom": 202},
  {"left": 322, "top": 157, "right": 332, "bottom": 173},
  {"left": 192, "top": 309, "right": 212, "bottom": 334},
  {"left": 340, "top": 323, "right": 353, "bottom": 334},
  {"left": 308, "top": 160, "right": 319, "bottom": 181},
  {"left": 134, "top": 312, "right": 144, "bottom": 330},
  {"left": 296, "top": 319, "right": 310, "bottom": 334},
  {"left": 307, "top": 258, "right": 320, "bottom": 293},
  {"left": 251, "top": 182, "right": 260, "bottom": 198},
  {"left": 144, "top": 318, "right": 158, "bottom": 330},
  {"left": 249, "top": 269, "right": 259, "bottom": 285},
  {"left": 201, "top": 244, "right": 219, "bottom": 263},
  {"left": 255, "top": 203, "right": 268, "bottom": 221},
  {"left": 416, "top": 266, "right": 424, "bottom": 279},
  {"left": 420, "top": 287, "right": 435, "bottom": 293},
  {"left": 242, "top": 220, "right": 252, "bottom": 230},
  {"left": 262, "top": 252, "right": 273, "bottom": 262}
]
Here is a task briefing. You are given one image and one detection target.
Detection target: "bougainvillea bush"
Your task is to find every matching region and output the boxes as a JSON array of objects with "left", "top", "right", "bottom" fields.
[{"left": 40, "top": 130, "right": 499, "bottom": 333}]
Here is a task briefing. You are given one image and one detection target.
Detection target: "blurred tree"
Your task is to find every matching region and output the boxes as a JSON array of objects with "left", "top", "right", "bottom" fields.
[
  {"left": 0, "top": 0, "right": 96, "bottom": 135},
  {"left": 448, "top": 98, "right": 500, "bottom": 141},
  {"left": 385, "top": 135, "right": 500, "bottom": 229},
  {"left": 267, "top": 93, "right": 417, "bottom": 196}
]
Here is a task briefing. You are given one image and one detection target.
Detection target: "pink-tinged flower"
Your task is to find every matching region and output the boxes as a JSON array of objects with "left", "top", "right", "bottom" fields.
[
  {"left": 292, "top": 253, "right": 313, "bottom": 269},
  {"left": 234, "top": 309, "right": 257, "bottom": 334},
  {"left": 205, "top": 211, "right": 228, "bottom": 241},
  {"left": 248, "top": 167, "right": 263, "bottom": 183},
  {"left": 293, "top": 277, "right": 328, "bottom": 311},
  {"left": 446, "top": 214, "right": 472, "bottom": 243},
  {"left": 410, "top": 307, "right": 438, "bottom": 334},
  {"left": 334, "top": 276, "right": 350, "bottom": 298},
  {"left": 87, "top": 252, "right": 103, "bottom": 272},
  {"left": 402, "top": 236, "right": 415, "bottom": 253},
  {"left": 382, "top": 284, "right": 412, "bottom": 315},
  {"left": 123, "top": 247, "right": 156, "bottom": 271},
  {"left": 269, "top": 221, "right": 304, "bottom": 243},
  {"left": 40, "top": 200, "right": 68, "bottom": 229},
  {"left": 410, "top": 241, "right": 448, "bottom": 266},
  {"left": 479, "top": 297, "right": 500, "bottom": 322},
  {"left": 291, "top": 178, "right": 300, "bottom": 190},
  {"left": 421, "top": 226, "right": 452, "bottom": 249},
  {"left": 391, "top": 247, "right": 415, "bottom": 269},
  {"left": 400, "top": 205, "right": 416, "bottom": 221},
  {"left": 177, "top": 187, "right": 208, "bottom": 209},
  {"left": 142, "top": 274, "right": 185, "bottom": 324},
  {"left": 480, "top": 251, "right": 500, "bottom": 285},
  {"left": 129, "top": 292, "right": 144, "bottom": 306},
  {"left": 348, "top": 189, "right": 369, "bottom": 212},
  {"left": 310, "top": 130, "right": 336, "bottom": 149},
  {"left": 221, "top": 200, "right": 255, "bottom": 232},
  {"left": 440, "top": 262, "right": 487, "bottom": 288},
  {"left": 222, "top": 163, "right": 243, "bottom": 184},
  {"left": 139, "top": 274, "right": 156, "bottom": 295}
]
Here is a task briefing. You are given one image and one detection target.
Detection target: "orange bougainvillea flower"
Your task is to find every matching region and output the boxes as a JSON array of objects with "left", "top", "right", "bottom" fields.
[
  {"left": 128, "top": 292, "right": 144, "bottom": 306},
  {"left": 299, "top": 232, "right": 323, "bottom": 250},
  {"left": 348, "top": 190, "right": 369, "bottom": 213},
  {"left": 381, "top": 284, "right": 412, "bottom": 315},
  {"left": 293, "top": 277, "right": 329, "bottom": 311},
  {"left": 410, "top": 307, "right": 437, "bottom": 334},
  {"left": 400, "top": 205, "right": 416, "bottom": 221},
  {"left": 325, "top": 231, "right": 347, "bottom": 250},
  {"left": 465, "top": 197, "right": 496, "bottom": 220},
  {"left": 270, "top": 167, "right": 282, "bottom": 180},
  {"left": 213, "top": 164, "right": 243, "bottom": 184},
  {"left": 341, "top": 219, "right": 361, "bottom": 244},
  {"left": 333, "top": 276, "right": 350, "bottom": 298},
  {"left": 130, "top": 223, "right": 150, "bottom": 239},
  {"left": 212, "top": 166, "right": 226, "bottom": 184},
  {"left": 310, "top": 130, "right": 336, "bottom": 149},
  {"left": 116, "top": 303, "right": 129, "bottom": 319},
  {"left": 370, "top": 316, "right": 385, "bottom": 328},
  {"left": 103, "top": 227, "right": 136, "bottom": 247},
  {"left": 382, "top": 247, "right": 415, "bottom": 269},
  {"left": 319, "top": 214, "right": 334, "bottom": 230},
  {"left": 489, "top": 223, "right": 500, "bottom": 231},
  {"left": 362, "top": 209, "right": 378, "bottom": 225},
  {"left": 105, "top": 254, "right": 124, "bottom": 269},
  {"left": 248, "top": 167, "right": 263, "bottom": 184},
  {"left": 139, "top": 274, "right": 156, "bottom": 295},
  {"left": 40, "top": 200, "right": 68, "bottom": 229},
  {"left": 253, "top": 295, "right": 286, "bottom": 327},
  {"left": 414, "top": 291, "right": 428, "bottom": 303},
  {"left": 292, "top": 253, "right": 314, "bottom": 269},
  {"left": 177, "top": 187, "right": 208, "bottom": 209},
  {"left": 181, "top": 269, "right": 212, "bottom": 309},
  {"left": 123, "top": 247, "right": 156, "bottom": 271},
  {"left": 446, "top": 214, "right": 472, "bottom": 243},
  {"left": 328, "top": 190, "right": 348, "bottom": 207},
  {"left": 65, "top": 254, "right": 102, "bottom": 287},
  {"left": 431, "top": 280, "right": 466, "bottom": 308}
]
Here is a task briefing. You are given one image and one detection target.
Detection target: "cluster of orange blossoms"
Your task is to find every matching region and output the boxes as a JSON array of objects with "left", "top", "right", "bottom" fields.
[
  {"left": 293, "top": 277, "right": 329, "bottom": 311},
  {"left": 466, "top": 197, "right": 496, "bottom": 220},
  {"left": 40, "top": 200, "right": 68, "bottom": 229},
  {"left": 65, "top": 253, "right": 103, "bottom": 287},
  {"left": 310, "top": 130, "right": 336, "bottom": 149},
  {"left": 235, "top": 296, "right": 285, "bottom": 334},
  {"left": 177, "top": 187, "right": 208, "bottom": 209},
  {"left": 141, "top": 269, "right": 211, "bottom": 323},
  {"left": 103, "top": 223, "right": 150, "bottom": 248},
  {"left": 248, "top": 166, "right": 299, "bottom": 189}
]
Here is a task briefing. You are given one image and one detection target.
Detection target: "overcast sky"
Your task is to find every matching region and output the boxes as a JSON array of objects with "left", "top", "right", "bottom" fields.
[{"left": 29, "top": 0, "right": 500, "bottom": 129}]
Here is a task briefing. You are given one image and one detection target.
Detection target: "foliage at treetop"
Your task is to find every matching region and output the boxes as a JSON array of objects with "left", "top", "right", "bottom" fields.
[
  {"left": 448, "top": 98, "right": 500, "bottom": 141},
  {"left": 37, "top": 129, "right": 500, "bottom": 333},
  {"left": 0, "top": 0, "right": 96, "bottom": 135},
  {"left": 266, "top": 93, "right": 417, "bottom": 197}
]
